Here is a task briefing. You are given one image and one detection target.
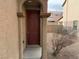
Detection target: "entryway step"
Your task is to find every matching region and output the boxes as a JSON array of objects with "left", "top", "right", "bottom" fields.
[{"left": 23, "top": 45, "right": 42, "bottom": 59}]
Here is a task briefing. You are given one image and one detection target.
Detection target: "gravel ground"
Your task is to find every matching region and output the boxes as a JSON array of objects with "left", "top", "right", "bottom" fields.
[
  {"left": 56, "top": 43, "right": 79, "bottom": 59},
  {"left": 47, "top": 43, "right": 79, "bottom": 59},
  {"left": 47, "top": 32, "right": 79, "bottom": 59}
]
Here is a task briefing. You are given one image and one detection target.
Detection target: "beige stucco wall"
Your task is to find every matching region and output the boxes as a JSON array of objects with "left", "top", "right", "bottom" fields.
[
  {"left": 0, "top": 0, "right": 19, "bottom": 59},
  {"left": 63, "top": 0, "right": 79, "bottom": 28},
  {"left": 63, "top": 0, "right": 79, "bottom": 44}
]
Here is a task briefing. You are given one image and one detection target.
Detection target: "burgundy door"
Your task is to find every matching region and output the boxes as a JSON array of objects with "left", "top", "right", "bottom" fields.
[{"left": 26, "top": 10, "right": 40, "bottom": 45}]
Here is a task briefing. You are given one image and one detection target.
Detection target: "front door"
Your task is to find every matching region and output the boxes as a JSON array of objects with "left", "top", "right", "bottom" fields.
[{"left": 26, "top": 10, "right": 40, "bottom": 45}]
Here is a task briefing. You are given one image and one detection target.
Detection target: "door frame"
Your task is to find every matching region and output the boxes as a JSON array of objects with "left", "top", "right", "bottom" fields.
[{"left": 17, "top": 0, "right": 45, "bottom": 59}]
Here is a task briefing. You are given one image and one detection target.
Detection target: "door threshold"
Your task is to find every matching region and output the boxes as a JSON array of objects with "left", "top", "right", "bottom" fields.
[{"left": 26, "top": 45, "right": 41, "bottom": 48}]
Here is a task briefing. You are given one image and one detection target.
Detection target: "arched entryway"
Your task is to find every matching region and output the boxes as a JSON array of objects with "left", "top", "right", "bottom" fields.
[
  {"left": 23, "top": 0, "right": 42, "bottom": 59},
  {"left": 18, "top": 0, "right": 49, "bottom": 59},
  {"left": 23, "top": 0, "right": 41, "bottom": 45}
]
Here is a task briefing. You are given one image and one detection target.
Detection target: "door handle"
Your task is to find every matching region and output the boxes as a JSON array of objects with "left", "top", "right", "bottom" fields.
[{"left": 23, "top": 40, "right": 24, "bottom": 44}]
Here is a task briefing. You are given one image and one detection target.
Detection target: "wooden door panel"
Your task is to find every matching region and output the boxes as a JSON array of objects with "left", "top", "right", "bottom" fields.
[{"left": 26, "top": 10, "right": 40, "bottom": 45}]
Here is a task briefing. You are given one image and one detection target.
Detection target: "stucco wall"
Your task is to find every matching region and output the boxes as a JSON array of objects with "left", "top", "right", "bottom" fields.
[
  {"left": 63, "top": 0, "right": 79, "bottom": 29},
  {"left": 63, "top": 0, "right": 79, "bottom": 48},
  {"left": 0, "top": 0, "right": 19, "bottom": 59}
]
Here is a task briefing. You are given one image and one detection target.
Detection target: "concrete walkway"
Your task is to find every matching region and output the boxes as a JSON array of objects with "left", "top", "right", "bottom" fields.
[{"left": 23, "top": 45, "right": 42, "bottom": 59}]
